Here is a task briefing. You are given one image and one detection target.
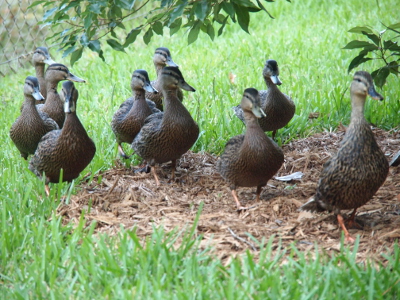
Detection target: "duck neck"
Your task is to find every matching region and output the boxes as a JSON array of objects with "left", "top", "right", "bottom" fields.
[
  {"left": 46, "top": 79, "right": 59, "bottom": 96},
  {"left": 242, "top": 114, "right": 267, "bottom": 149},
  {"left": 62, "top": 112, "right": 87, "bottom": 137},
  {"left": 350, "top": 92, "right": 366, "bottom": 125},
  {"left": 34, "top": 63, "right": 45, "bottom": 81},
  {"left": 22, "top": 95, "right": 41, "bottom": 118},
  {"left": 162, "top": 89, "right": 189, "bottom": 120},
  {"left": 131, "top": 89, "right": 151, "bottom": 114},
  {"left": 264, "top": 77, "right": 276, "bottom": 88},
  {"left": 155, "top": 63, "right": 165, "bottom": 77}
]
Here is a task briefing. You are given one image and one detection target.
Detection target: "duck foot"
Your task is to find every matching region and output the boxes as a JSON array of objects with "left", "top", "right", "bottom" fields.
[
  {"left": 345, "top": 208, "right": 363, "bottom": 229},
  {"left": 337, "top": 214, "right": 355, "bottom": 243},
  {"left": 134, "top": 164, "right": 151, "bottom": 173},
  {"left": 118, "top": 145, "right": 131, "bottom": 159}
]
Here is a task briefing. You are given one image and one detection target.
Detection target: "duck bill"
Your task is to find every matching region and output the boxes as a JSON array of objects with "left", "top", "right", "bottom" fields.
[
  {"left": 63, "top": 94, "right": 73, "bottom": 113},
  {"left": 368, "top": 86, "right": 384, "bottom": 101},
  {"left": 252, "top": 106, "right": 266, "bottom": 118},
  {"left": 44, "top": 58, "right": 56, "bottom": 65},
  {"left": 67, "top": 73, "right": 86, "bottom": 83},
  {"left": 166, "top": 57, "right": 179, "bottom": 68},
  {"left": 271, "top": 75, "right": 282, "bottom": 85},
  {"left": 179, "top": 81, "right": 196, "bottom": 92},
  {"left": 144, "top": 82, "right": 158, "bottom": 94},
  {"left": 32, "top": 90, "right": 45, "bottom": 101}
]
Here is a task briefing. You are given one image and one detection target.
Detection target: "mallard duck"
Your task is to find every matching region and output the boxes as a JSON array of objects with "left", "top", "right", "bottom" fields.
[
  {"left": 300, "top": 71, "right": 388, "bottom": 242},
  {"left": 37, "top": 63, "right": 85, "bottom": 128},
  {"left": 132, "top": 66, "right": 198, "bottom": 185},
  {"left": 32, "top": 46, "right": 56, "bottom": 100},
  {"left": 10, "top": 76, "right": 59, "bottom": 159},
  {"left": 111, "top": 69, "right": 159, "bottom": 158},
  {"left": 233, "top": 59, "right": 295, "bottom": 139},
  {"left": 29, "top": 81, "right": 96, "bottom": 195},
  {"left": 145, "top": 47, "right": 183, "bottom": 110},
  {"left": 218, "top": 88, "right": 284, "bottom": 210}
]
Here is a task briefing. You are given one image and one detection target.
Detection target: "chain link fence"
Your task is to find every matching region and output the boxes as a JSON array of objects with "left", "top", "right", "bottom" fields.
[{"left": 0, "top": 0, "right": 58, "bottom": 77}]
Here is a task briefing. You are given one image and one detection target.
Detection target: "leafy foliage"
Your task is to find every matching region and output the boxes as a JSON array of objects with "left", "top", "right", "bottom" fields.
[
  {"left": 343, "top": 22, "right": 400, "bottom": 88},
  {"left": 29, "top": 0, "right": 290, "bottom": 66}
]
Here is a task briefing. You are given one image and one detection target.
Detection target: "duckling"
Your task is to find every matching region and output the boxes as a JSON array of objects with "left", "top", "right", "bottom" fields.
[
  {"left": 233, "top": 59, "right": 295, "bottom": 139},
  {"left": 10, "top": 76, "right": 59, "bottom": 159},
  {"left": 37, "top": 63, "right": 85, "bottom": 128},
  {"left": 146, "top": 47, "right": 183, "bottom": 110},
  {"left": 29, "top": 81, "right": 96, "bottom": 196},
  {"left": 132, "top": 66, "right": 198, "bottom": 185},
  {"left": 111, "top": 69, "right": 159, "bottom": 158},
  {"left": 32, "top": 46, "right": 56, "bottom": 100},
  {"left": 218, "top": 88, "right": 284, "bottom": 210},
  {"left": 299, "top": 71, "right": 388, "bottom": 242}
]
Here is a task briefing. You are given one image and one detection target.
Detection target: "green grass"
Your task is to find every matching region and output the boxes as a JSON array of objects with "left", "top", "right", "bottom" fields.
[{"left": 1, "top": 0, "right": 400, "bottom": 298}]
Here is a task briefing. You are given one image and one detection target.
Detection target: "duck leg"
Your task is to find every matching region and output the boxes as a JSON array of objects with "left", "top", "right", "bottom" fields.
[
  {"left": 45, "top": 184, "right": 51, "bottom": 197},
  {"left": 151, "top": 165, "right": 160, "bottom": 186},
  {"left": 345, "top": 208, "right": 363, "bottom": 229},
  {"left": 337, "top": 214, "right": 355, "bottom": 243},
  {"left": 231, "top": 189, "right": 258, "bottom": 211},
  {"left": 272, "top": 130, "right": 277, "bottom": 140},
  {"left": 255, "top": 185, "right": 263, "bottom": 202},
  {"left": 170, "top": 160, "right": 176, "bottom": 181}
]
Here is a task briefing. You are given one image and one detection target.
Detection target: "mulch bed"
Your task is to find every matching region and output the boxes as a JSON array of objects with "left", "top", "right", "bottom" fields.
[{"left": 56, "top": 127, "right": 400, "bottom": 264}]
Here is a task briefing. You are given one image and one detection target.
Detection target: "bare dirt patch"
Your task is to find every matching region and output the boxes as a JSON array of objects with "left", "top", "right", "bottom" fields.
[{"left": 58, "top": 128, "right": 400, "bottom": 263}]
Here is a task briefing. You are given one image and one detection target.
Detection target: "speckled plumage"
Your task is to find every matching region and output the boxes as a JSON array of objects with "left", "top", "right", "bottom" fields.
[
  {"left": 32, "top": 47, "right": 56, "bottom": 100},
  {"left": 132, "top": 66, "right": 198, "bottom": 184},
  {"left": 218, "top": 88, "right": 284, "bottom": 210},
  {"left": 10, "top": 76, "right": 59, "bottom": 159},
  {"left": 300, "top": 71, "right": 388, "bottom": 242},
  {"left": 111, "top": 69, "right": 159, "bottom": 158},
  {"left": 233, "top": 60, "right": 295, "bottom": 138},
  {"left": 145, "top": 47, "right": 183, "bottom": 110},
  {"left": 37, "top": 63, "right": 85, "bottom": 128},
  {"left": 29, "top": 81, "right": 96, "bottom": 186}
]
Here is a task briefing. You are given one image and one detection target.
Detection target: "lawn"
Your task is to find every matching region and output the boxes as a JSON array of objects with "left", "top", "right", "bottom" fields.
[{"left": 1, "top": 0, "right": 400, "bottom": 298}]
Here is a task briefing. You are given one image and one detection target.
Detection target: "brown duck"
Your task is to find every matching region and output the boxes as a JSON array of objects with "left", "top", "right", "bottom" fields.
[
  {"left": 111, "top": 69, "right": 159, "bottom": 158},
  {"left": 300, "top": 71, "right": 388, "bottom": 242},
  {"left": 132, "top": 66, "right": 198, "bottom": 185},
  {"left": 32, "top": 46, "right": 56, "bottom": 100},
  {"left": 10, "top": 76, "right": 59, "bottom": 159},
  {"left": 218, "top": 88, "right": 284, "bottom": 210},
  {"left": 145, "top": 47, "right": 183, "bottom": 110},
  {"left": 233, "top": 59, "right": 295, "bottom": 139},
  {"left": 37, "top": 63, "right": 85, "bottom": 128},
  {"left": 29, "top": 81, "right": 96, "bottom": 195}
]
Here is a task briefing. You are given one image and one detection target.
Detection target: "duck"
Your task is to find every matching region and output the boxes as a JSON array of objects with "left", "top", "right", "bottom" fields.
[
  {"left": 299, "top": 71, "right": 388, "bottom": 242},
  {"left": 111, "top": 69, "right": 159, "bottom": 158},
  {"left": 10, "top": 76, "right": 59, "bottom": 159},
  {"left": 389, "top": 150, "right": 400, "bottom": 167},
  {"left": 32, "top": 46, "right": 56, "bottom": 100},
  {"left": 233, "top": 59, "right": 295, "bottom": 139},
  {"left": 218, "top": 88, "right": 284, "bottom": 210},
  {"left": 145, "top": 47, "right": 183, "bottom": 110},
  {"left": 132, "top": 66, "right": 198, "bottom": 185},
  {"left": 37, "top": 63, "right": 85, "bottom": 128},
  {"left": 29, "top": 81, "right": 96, "bottom": 196}
]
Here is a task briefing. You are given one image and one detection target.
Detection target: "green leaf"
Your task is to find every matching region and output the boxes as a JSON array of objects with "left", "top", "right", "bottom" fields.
[
  {"left": 152, "top": 21, "right": 163, "bottom": 35},
  {"left": 28, "top": 0, "right": 47, "bottom": 9},
  {"left": 62, "top": 45, "right": 76, "bottom": 58},
  {"left": 347, "top": 52, "right": 372, "bottom": 73},
  {"left": 363, "top": 32, "right": 380, "bottom": 46},
  {"left": 188, "top": 21, "right": 201, "bottom": 45},
  {"left": 348, "top": 26, "right": 373, "bottom": 34},
  {"left": 232, "top": 0, "right": 259, "bottom": 9},
  {"left": 84, "top": 13, "right": 93, "bottom": 31},
  {"left": 88, "top": 40, "right": 101, "bottom": 53},
  {"left": 371, "top": 67, "right": 390, "bottom": 88},
  {"left": 143, "top": 28, "right": 153, "bottom": 45},
  {"left": 88, "top": 1, "right": 107, "bottom": 14},
  {"left": 124, "top": 28, "right": 141, "bottom": 47},
  {"left": 384, "top": 40, "right": 400, "bottom": 52},
  {"left": 256, "top": 0, "right": 274, "bottom": 19},
  {"left": 169, "top": 2, "right": 187, "bottom": 25},
  {"left": 194, "top": 0, "right": 208, "bottom": 21},
  {"left": 70, "top": 48, "right": 83, "bottom": 66},
  {"left": 342, "top": 40, "right": 376, "bottom": 49},
  {"left": 217, "top": 15, "right": 229, "bottom": 36},
  {"left": 387, "top": 61, "right": 399, "bottom": 75},
  {"left": 233, "top": 3, "right": 250, "bottom": 33},
  {"left": 43, "top": 7, "right": 58, "bottom": 21},
  {"left": 106, "top": 39, "right": 125, "bottom": 52},
  {"left": 221, "top": 2, "right": 235, "bottom": 19},
  {"left": 169, "top": 18, "right": 182, "bottom": 36},
  {"left": 388, "top": 22, "right": 400, "bottom": 29},
  {"left": 80, "top": 33, "right": 89, "bottom": 46},
  {"left": 206, "top": 23, "right": 215, "bottom": 41}
]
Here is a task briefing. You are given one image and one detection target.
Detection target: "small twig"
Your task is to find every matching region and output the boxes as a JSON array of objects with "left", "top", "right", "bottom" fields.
[
  {"left": 106, "top": 175, "right": 120, "bottom": 196},
  {"left": 227, "top": 227, "right": 257, "bottom": 251}
]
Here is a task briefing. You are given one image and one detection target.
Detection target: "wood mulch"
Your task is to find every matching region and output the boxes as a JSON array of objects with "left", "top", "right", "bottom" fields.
[{"left": 56, "top": 128, "right": 400, "bottom": 264}]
